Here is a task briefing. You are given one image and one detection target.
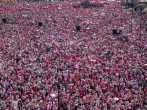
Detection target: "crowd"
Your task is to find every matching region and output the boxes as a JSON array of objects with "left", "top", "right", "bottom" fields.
[{"left": 0, "top": 0, "right": 147, "bottom": 110}]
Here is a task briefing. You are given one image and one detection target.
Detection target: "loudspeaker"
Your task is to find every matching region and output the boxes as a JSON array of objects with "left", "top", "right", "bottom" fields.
[
  {"left": 74, "top": 106, "right": 78, "bottom": 110},
  {"left": 113, "top": 29, "right": 117, "bottom": 35},
  {"left": 53, "top": 19, "right": 56, "bottom": 23},
  {"left": 128, "top": 3, "right": 134, "bottom": 8},
  {"left": 16, "top": 55, "right": 20, "bottom": 63},
  {"left": 117, "top": 36, "right": 123, "bottom": 41},
  {"left": 38, "top": 22, "right": 43, "bottom": 26},
  {"left": 76, "top": 26, "right": 81, "bottom": 31},
  {"left": 118, "top": 30, "right": 122, "bottom": 35},
  {"left": 2, "top": 18, "right": 6, "bottom": 23},
  {"left": 134, "top": 7, "right": 137, "bottom": 11},
  {"left": 123, "top": 36, "right": 129, "bottom": 42}
]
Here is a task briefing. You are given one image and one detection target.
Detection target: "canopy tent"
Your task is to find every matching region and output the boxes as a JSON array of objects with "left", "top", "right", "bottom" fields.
[{"left": 1, "top": 0, "right": 18, "bottom": 3}]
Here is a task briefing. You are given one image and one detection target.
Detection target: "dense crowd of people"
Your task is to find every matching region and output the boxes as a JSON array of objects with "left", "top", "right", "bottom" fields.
[{"left": 0, "top": 0, "right": 147, "bottom": 110}]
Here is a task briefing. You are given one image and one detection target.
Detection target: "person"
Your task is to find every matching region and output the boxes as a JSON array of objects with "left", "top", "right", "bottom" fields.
[{"left": 11, "top": 99, "right": 19, "bottom": 110}]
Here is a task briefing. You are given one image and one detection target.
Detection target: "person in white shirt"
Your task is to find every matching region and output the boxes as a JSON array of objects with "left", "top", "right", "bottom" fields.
[{"left": 11, "top": 98, "right": 19, "bottom": 110}]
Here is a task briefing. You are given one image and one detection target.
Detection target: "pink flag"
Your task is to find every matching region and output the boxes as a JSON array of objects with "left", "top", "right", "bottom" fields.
[{"left": 100, "top": 81, "right": 107, "bottom": 87}]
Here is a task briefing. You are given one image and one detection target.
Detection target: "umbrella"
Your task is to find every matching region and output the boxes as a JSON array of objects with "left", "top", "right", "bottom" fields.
[
  {"left": 74, "top": 64, "right": 79, "bottom": 69},
  {"left": 89, "top": 58, "right": 96, "bottom": 62},
  {"left": 100, "top": 81, "right": 107, "bottom": 87},
  {"left": 113, "top": 97, "right": 119, "bottom": 101},
  {"left": 50, "top": 93, "right": 56, "bottom": 98}
]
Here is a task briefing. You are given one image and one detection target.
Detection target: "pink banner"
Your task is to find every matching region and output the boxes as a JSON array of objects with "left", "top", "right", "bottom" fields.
[{"left": 0, "top": 5, "right": 57, "bottom": 12}]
